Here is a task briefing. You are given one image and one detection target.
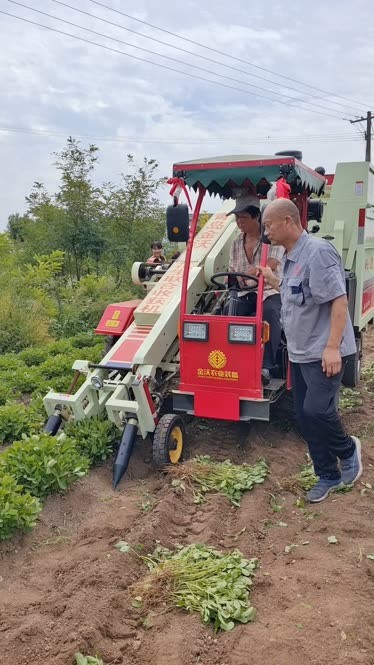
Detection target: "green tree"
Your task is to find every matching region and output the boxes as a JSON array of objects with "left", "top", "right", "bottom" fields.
[
  {"left": 54, "top": 138, "right": 105, "bottom": 282},
  {"left": 103, "top": 155, "right": 166, "bottom": 284}
]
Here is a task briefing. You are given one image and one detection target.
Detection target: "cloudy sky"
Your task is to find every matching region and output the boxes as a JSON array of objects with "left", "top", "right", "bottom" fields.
[{"left": 0, "top": 0, "right": 373, "bottom": 229}]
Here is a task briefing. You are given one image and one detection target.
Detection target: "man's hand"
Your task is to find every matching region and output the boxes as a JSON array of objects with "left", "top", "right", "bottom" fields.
[
  {"left": 322, "top": 346, "right": 342, "bottom": 377},
  {"left": 256, "top": 265, "right": 280, "bottom": 291}
]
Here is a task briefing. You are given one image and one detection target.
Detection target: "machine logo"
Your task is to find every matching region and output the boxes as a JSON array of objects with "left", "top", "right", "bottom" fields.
[{"left": 208, "top": 349, "right": 227, "bottom": 370}]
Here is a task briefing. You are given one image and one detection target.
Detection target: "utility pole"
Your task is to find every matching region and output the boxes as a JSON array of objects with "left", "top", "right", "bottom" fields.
[{"left": 350, "top": 111, "right": 373, "bottom": 162}]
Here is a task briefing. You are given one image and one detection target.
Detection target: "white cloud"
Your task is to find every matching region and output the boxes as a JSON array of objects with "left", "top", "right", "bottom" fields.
[{"left": 0, "top": 0, "right": 373, "bottom": 227}]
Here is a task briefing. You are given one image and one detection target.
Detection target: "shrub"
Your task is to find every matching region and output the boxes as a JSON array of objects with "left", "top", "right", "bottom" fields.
[
  {"left": 0, "top": 292, "right": 51, "bottom": 354},
  {"left": 11, "top": 367, "right": 43, "bottom": 394},
  {"left": 70, "top": 332, "right": 100, "bottom": 348},
  {"left": 0, "top": 403, "right": 43, "bottom": 444},
  {"left": 0, "top": 474, "right": 42, "bottom": 540},
  {"left": 37, "top": 354, "right": 77, "bottom": 380},
  {"left": 0, "top": 384, "right": 21, "bottom": 406},
  {"left": 0, "top": 434, "right": 89, "bottom": 497},
  {"left": 19, "top": 347, "right": 48, "bottom": 367},
  {"left": 65, "top": 417, "right": 118, "bottom": 464},
  {"left": 0, "top": 353, "right": 25, "bottom": 371}
]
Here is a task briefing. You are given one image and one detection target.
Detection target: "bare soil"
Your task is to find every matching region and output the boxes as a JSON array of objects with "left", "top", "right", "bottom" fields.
[{"left": 1, "top": 332, "right": 374, "bottom": 665}]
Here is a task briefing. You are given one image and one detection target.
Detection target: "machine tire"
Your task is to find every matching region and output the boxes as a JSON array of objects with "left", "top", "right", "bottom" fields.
[
  {"left": 153, "top": 414, "right": 185, "bottom": 469},
  {"left": 342, "top": 334, "right": 362, "bottom": 388}
]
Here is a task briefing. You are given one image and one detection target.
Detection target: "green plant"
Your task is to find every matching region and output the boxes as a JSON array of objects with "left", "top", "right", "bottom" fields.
[
  {"left": 362, "top": 363, "right": 374, "bottom": 392},
  {"left": 339, "top": 387, "right": 362, "bottom": 410},
  {"left": 0, "top": 434, "right": 89, "bottom": 497},
  {"left": 0, "top": 353, "right": 24, "bottom": 371},
  {"left": 0, "top": 474, "right": 42, "bottom": 540},
  {"left": 0, "top": 383, "right": 21, "bottom": 406},
  {"left": 167, "top": 456, "right": 268, "bottom": 506},
  {"left": 19, "top": 346, "right": 49, "bottom": 367},
  {"left": 75, "top": 654, "right": 105, "bottom": 665},
  {"left": 117, "top": 542, "right": 258, "bottom": 631},
  {"left": 65, "top": 417, "right": 118, "bottom": 464},
  {"left": 70, "top": 332, "right": 100, "bottom": 348},
  {"left": 10, "top": 366, "right": 44, "bottom": 394},
  {"left": 0, "top": 403, "right": 43, "bottom": 444},
  {"left": 282, "top": 462, "right": 318, "bottom": 494}
]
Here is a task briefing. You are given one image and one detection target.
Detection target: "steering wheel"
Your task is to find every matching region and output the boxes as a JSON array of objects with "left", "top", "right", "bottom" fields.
[{"left": 210, "top": 271, "right": 259, "bottom": 292}]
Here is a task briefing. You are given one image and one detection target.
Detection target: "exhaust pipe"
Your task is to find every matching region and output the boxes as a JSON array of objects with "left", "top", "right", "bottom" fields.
[{"left": 112, "top": 418, "right": 138, "bottom": 489}]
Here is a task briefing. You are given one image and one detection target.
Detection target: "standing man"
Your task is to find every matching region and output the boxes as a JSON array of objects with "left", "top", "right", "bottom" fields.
[{"left": 259, "top": 199, "right": 362, "bottom": 503}]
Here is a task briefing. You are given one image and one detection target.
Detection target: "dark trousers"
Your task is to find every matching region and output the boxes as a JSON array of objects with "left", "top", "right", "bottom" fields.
[
  {"left": 290, "top": 361, "right": 355, "bottom": 480},
  {"left": 225, "top": 293, "right": 282, "bottom": 371}
]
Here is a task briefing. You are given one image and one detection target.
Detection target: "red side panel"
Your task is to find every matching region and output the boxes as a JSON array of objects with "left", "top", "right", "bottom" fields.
[
  {"left": 103, "top": 324, "right": 153, "bottom": 369},
  {"left": 95, "top": 300, "right": 142, "bottom": 336},
  {"left": 194, "top": 389, "right": 239, "bottom": 421}
]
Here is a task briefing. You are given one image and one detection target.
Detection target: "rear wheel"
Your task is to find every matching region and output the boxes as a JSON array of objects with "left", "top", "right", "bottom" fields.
[
  {"left": 342, "top": 333, "right": 363, "bottom": 388},
  {"left": 152, "top": 414, "right": 185, "bottom": 469}
]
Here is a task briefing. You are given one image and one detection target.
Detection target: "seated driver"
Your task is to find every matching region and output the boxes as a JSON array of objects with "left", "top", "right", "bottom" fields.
[{"left": 227, "top": 194, "right": 284, "bottom": 378}]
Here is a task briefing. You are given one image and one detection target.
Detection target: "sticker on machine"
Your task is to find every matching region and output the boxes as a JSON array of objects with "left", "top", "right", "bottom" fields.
[{"left": 197, "top": 349, "right": 239, "bottom": 381}]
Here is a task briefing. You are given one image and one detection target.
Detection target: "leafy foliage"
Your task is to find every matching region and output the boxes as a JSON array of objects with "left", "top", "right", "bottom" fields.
[
  {"left": 124, "top": 543, "right": 258, "bottom": 632},
  {"left": 362, "top": 362, "right": 374, "bottom": 392},
  {"left": 0, "top": 474, "right": 42, "bottom": 540},
  {"left": 0, "top": 434, "right": 89, "bottom": 498},
  {"left": 3, "top": 140, "right": 167, "bottom": 352},
  {"left": 281, "top": 462, "right": 318, "bottom": 494},
  {"left": 167, "top": 456, "right": 268, "bottom": 506},
  {"left": 65, "top": 417, "right": 118, "bottom": 464},
  {"left": 0, "top": 403, "right": 43, "bottom": 444},
  {"left": 339, "top": 387, "right": 362, "bottom": 410},
  {"left": 75, "top": 654, "right": 105, "bottom": 665}
]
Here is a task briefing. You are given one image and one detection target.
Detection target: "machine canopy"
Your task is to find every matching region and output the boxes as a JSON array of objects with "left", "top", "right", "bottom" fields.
[{"left": 172, "top": 154, "right": 326, "bottom": 199}]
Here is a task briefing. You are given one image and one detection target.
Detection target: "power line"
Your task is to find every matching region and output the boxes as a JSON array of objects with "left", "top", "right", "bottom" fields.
[
  {"left": 0, "top": 126, "right": 362, "bottom": 144},
  {"left": 0, "top": 9, "right": 349, "bottom": 121},
  {"left": 86, "top": 0, "right": 370, "bottom": 111},
  {"left": 48, "top": 0, "right": 363, "bottom": 116},
  {"left": 350, "top": 112, "right": 373, "bottom": 162},
  {"left": 7, "top": 1, "right": 351, "bottom": 119}
]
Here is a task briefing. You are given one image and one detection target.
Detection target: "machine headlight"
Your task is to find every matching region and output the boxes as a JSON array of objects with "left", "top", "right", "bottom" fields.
[
  {"left": 91, "top": 375, "right": 104, "bottom": 390},
  {"left": 183, "top": 321, "right": 209, "bottom": 341},
  {"left": 228, "top": 324, "right": 256, "bottom": 344}
]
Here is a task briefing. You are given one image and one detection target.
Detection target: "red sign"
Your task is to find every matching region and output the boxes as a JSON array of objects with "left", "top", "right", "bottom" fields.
[
  {"left": 95, "top": 300, "right": 141, "bottom": 336},
  {"left": 362, "top": 278, "right": 374, "bottom": 316}
]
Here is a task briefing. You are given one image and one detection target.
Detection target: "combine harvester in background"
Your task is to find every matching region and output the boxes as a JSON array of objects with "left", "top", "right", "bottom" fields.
[{"left": 43, "top": 151, "right": 374, "bottom": 487}]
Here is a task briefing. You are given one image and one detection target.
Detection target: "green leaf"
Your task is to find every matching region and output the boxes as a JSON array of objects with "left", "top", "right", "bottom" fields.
[
  {"left": 74, "top": 654, "right": 88, "bottom": 665},
  {"left": 327, "top": 535, "right": 338, "bottom": 545},
  {"left": 367, "top": 554, "right": 374, "bottom": 561},
  {"left": 115, "top": 541, "right": 130, "bottom": 553},
  {"left": 132, "top": 597, "right": 143, "bottom": 608}
]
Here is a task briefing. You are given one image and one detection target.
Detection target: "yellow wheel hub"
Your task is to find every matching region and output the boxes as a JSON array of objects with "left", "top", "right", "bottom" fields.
[{"left": 169, "top": 425, "right": 183, "bottom": 464}]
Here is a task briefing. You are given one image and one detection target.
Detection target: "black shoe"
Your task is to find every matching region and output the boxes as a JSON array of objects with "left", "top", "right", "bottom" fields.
[{"left": 261, "top": 369, "right": 271, "bottom": 385}]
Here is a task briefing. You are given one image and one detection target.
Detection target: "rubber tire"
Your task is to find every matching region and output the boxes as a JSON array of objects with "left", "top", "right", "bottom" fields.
[
  {"left": 342, "top": 335, "right": 362, "bottom": 388},
  {"left": 152, "top": 414, "right": 185, "bottom": 469}
]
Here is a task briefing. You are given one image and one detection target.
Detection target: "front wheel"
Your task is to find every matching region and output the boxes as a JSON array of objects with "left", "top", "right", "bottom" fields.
[{"left": 152, "top": 414, "right": 185, "bottom": 469}]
